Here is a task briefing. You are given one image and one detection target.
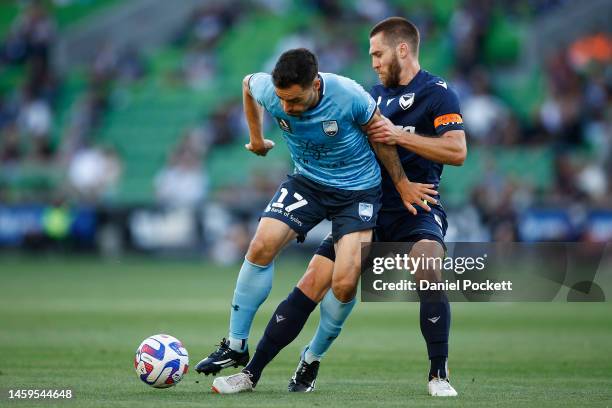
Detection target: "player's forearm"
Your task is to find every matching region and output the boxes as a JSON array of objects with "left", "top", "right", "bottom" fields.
[
  {"left": 397, "top": 132, "right": 466, "bottom": 166},
  {"left": 372, "top": 142, "right": 409, "bottom": 187},
  {"left": 242, "top": 77, "right": 265, "bottom": 145}
]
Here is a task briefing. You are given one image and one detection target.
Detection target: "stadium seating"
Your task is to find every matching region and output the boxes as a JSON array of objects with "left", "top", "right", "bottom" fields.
[{"left": 0, "top": 1, "right": 595, "bottom": 212}]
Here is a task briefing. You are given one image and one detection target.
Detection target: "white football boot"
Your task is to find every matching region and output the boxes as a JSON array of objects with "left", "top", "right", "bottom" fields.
[
  {"left": 211, "top": 371, "right": 254, "bottom": 394},
  {"left": 428, "top": 377, "right": 458, "bottom": 397}
]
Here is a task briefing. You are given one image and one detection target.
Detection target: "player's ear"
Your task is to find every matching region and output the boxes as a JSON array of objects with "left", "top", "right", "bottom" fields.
[
  {"left": 312, "top": 77, "right": 321, "bottom": 93},
  {"left": 397, "top": 42, "right": 409, "bottom": 59}
]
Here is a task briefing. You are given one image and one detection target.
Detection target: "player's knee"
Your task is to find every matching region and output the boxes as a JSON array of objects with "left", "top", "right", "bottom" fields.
[
  {"left": 297, "top": 271, "right": 323, "bottom": 302},
  {"left": 297, "top": 255, "right": 334, "bottom": 303},
  {"left": 412, "top": 239, "right": 444, "bottom": 283},
  {"left": 246, "top": 236, "right": 275, "bottom": 265},
  {"left": 297, "top": 273, "right": 329, "bottom": 303},
  {"left": 412, "top": 239, "right": 444, "bottom": 258},
  {"left": 331, "top": 279, "right": 357, "bottom": 303}
]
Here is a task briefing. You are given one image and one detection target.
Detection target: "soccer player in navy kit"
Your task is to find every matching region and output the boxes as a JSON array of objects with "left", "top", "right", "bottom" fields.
[
  {"left": 286, "top": 17, "right": 467, "bottom": 397},
  {"left": 195, "top": 48, "right": 435, "bottom": 393}
]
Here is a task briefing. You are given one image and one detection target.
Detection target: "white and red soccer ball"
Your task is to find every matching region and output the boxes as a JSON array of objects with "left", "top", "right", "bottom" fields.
[{"left": 134, "top": 334, "right": 189, "bottom": 388}]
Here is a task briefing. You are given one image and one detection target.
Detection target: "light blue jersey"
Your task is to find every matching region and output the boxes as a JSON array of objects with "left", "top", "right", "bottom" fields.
[{"left": 248, "top": 72, "right": 380, "bottom": 190}]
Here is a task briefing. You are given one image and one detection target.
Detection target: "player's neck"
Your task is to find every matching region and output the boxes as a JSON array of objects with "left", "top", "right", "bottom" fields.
[
  {"left": 398, "top": 62, "right": 421, "bottom": 86},
  {"left": 308, "top": 92, "right": 320, "bottom": 110},
  {"left": 307, "top": 80, "right": 323, "bottom": 110}
]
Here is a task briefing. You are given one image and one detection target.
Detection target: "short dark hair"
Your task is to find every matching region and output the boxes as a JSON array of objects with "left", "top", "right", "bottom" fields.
[
  {"left": 272, "top": 48, "right": 318, "bottom": 89},
  {"left": 370, "top": 17, "right": 420, "bottom": 57}
]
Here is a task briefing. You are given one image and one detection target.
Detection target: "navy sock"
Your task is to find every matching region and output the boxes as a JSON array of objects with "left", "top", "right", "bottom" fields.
[
  {"left": 417, "top": 288, "right": 450, "bottom": 379},
  {"left": 245, "top": 287, "right": 317, "bottom": 385}
]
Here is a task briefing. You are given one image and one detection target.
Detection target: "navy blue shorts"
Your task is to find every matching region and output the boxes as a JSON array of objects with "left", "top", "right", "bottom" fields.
[
  {"left": 315, "top": 206, "right": 448, "bottom": 261},
  {"left": 261, "top": 174, "right": 382, "bottom": 243}
]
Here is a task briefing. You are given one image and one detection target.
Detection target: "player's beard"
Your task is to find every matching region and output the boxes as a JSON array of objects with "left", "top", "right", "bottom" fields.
[{"left": 383, "top": 53, "right": 402, "bottom": 88}]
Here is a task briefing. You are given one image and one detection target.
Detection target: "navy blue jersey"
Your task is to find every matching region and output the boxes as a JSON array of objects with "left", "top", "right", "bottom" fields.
[{"left": 370, "top": 70, "right": 464, "bottom": 210}]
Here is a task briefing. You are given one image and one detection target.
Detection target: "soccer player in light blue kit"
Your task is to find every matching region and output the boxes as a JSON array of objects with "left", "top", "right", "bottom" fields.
[
  {"left": 211, "top": 18, "right": 464, "bottom": 397},
  {"left": 195, "top": 49, "right": 430, "bottom": 392}
]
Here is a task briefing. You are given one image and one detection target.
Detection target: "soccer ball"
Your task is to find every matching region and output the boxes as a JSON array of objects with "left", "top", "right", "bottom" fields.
[{"left": 134, "top": 334, "right": 189, "bottom": 388}]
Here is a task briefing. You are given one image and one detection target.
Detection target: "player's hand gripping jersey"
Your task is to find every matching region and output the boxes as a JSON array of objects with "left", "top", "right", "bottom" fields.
[{"left": 371, "top": 69, "right": 464, "bottom": 210}]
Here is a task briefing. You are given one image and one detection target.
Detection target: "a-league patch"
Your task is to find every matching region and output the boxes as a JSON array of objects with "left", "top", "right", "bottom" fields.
[
  {"left": 276, "top": 117, "right": 292, "bottom": 133},
  {"left": 322, "top": 120, "right": 338, "bottom": 136},
  {"left": 359, "top": 202, "right": 374, "bottom": 221}
]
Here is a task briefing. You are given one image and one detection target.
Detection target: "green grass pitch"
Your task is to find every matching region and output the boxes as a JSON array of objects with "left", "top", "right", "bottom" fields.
[{"left": 1, "top": 254, "right": 611, "bottom": 407}]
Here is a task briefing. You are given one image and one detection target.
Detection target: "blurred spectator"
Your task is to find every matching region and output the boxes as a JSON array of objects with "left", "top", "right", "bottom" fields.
[
  {"left": 445, "top": 205, "right": 490, "bottom": 242},
  {"left": 67, "top": 145, "right": 122, "bottom": 202},
  {"left": 92, "top": 42, "right": 118, "bottom": 82},
  {"left": 210, "top": 169, "right": 286, "bottom": 264},
  {"left": 3, "top": 1, "right": 56, "bottom": 67},
  {"left": 567, "top": 32, "right": 612, "bottom": 69},
  {"left": 209, "top": 100, "right": 248, "bottom": 146},
  {"left": 264, "top": 28, "right": 316, "bottom": 73},
  {"left": 0, "top": 93, "right": 15, "bottom": 129},
  {"left": 204, "top": 203, "right": 251, "bottom": 264},
  {"left": 449, "top": 0, "right": 492, "bottom": 72},
  {"left": 253, "top": 0, "right": 291, "bottom": 15},
  {"left": 58, "top": 88, "right": 108, "bottom": 162},
  {"left": 315, "top": 22, "right": 358, "bottom": 73},
  {"left": 17, "top": 88, "right": 51, "bottom": 139},
  {"left": 307, "top": 0, "right": 343, "bottom": 19},
  {"left": 461, "top": 69, "right": 510, "bottom": 143},
  {"left": 550, "top": 153, "right": 582, "bottom": 202},
  {"left": 0, "top": 124, "right": 22, "bottom": 164},
  {"left": 170, "top": 3, "right": 242, "bottom": 90},
  {"left": 190, "top": 3, "right": 237, "bottom": 47},
  {"left": 154, "top": 140, "right": 208, "bottom": 209},
  {"left": 216, "top": 169, "right": 284, "bottom": 218},
  {"left": 576, "top": 161, "right": 608, "bottom": 203},
  {"left": 498, "top": 114, "right": 523, "bottom": 145},
  {"left": 29, "top": 136, "right": 53, "bottom": 163},
  {"left": 350, "top": 0, "right": 393, "bottom": 23},
  {"left": 182, "top": 124, "right": 214, "bottom": 157},
  {"left": 115, "top": 46, "right": 147, "bottom": 83},
  {"left": 211, "top": 222, "right": 251, "bottom": 264},
  {"left": 182, "top": 45, "right": 216, "bottom": 90}
]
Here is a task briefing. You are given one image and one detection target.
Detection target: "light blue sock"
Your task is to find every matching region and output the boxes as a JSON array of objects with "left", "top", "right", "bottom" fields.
[
  {"left": 306, "top": 289, "right": 356, "bottom": 359},
  {"left": 228, "top": 258, "right": 274, "bottom": 350}
]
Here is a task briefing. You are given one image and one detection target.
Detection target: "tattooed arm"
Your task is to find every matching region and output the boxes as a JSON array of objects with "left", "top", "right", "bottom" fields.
[{"left": 364, "top": 110, "right": 438, "bottom": 215}]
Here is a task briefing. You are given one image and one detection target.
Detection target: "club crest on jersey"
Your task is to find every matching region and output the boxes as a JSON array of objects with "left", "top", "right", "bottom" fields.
[
  {"left": 358, "top": 202, "right": 374, "bottom": 221},
  {"left": 399, "top": 93, "right": 415, "bottom": 110},
  {"left": 322, "top": 120, "right": 338, "bottom": 137},
  {"left": 276, "top": 117, "right": 292, "bottom": 133}
]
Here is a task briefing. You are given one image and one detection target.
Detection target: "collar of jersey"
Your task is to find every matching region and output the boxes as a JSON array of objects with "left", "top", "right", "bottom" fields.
[{"left": 309, "top": 73, "right": 325, "bottom": 111}]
